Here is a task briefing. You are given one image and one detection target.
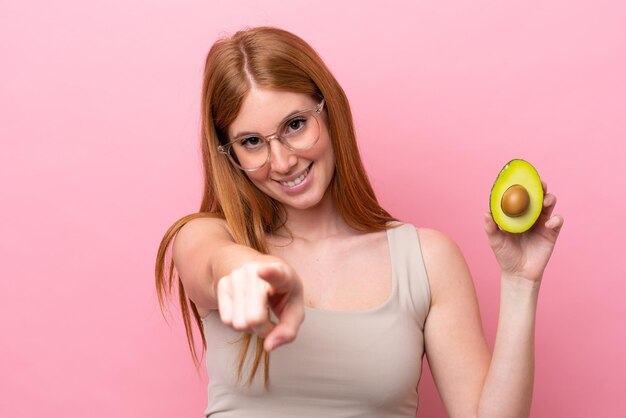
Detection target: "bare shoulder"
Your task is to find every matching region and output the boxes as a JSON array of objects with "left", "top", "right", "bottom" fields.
[
  {"left": 173, "top": 216, "right": 232, "bottom": 255},
  {"left": 416, "top": 227, "right": 461, "bottom": 257},
  {"left": 416, "top": 227, "right": 473, "bottom": 303},
  {"left": 416, "top": 227, "right": 466, "bottom": 267},
  {"left": 174, "top": 217, "right": 232, "bottom": 246}
]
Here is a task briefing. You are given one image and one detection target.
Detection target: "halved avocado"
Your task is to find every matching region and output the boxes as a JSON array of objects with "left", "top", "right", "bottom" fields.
[{"left": 490, "top": 159, "right": 543, "bottom": 233}]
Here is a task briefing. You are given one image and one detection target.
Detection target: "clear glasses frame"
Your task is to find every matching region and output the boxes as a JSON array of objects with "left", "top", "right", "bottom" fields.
[{"left": 217, "top": 100, "right": 325, "bottom": 172}]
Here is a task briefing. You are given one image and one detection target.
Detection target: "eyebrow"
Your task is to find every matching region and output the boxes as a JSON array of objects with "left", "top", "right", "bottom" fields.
[{"left": 231, "top": 108, "right": 306, "bottom": 139}]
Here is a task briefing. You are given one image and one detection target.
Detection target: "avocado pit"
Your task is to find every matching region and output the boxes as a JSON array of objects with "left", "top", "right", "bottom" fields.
[{"left": 501, "top": 184, "right": 530, "bottom": 217}]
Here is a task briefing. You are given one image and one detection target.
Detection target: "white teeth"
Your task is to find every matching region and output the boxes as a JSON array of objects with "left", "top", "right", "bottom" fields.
[{"left": 281, "top": 169, "right": 308, "bottom": 187}]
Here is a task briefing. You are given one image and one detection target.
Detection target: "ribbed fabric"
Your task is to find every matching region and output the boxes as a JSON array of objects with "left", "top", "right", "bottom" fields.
[{"left": 201, "top": 223, "right": 431, "bottom": 417}]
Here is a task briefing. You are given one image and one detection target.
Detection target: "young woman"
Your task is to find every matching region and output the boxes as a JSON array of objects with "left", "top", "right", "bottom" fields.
[{"left": 156, "top": 26, "right": 563, "bottom": 418}]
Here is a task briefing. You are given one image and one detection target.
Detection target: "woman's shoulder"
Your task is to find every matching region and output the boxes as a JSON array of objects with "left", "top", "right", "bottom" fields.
[
  {"left": 390, "top": 222, "right": 461, "bottom": 255},
  {"left": 409, "top": 226, "right": 472, "bottom": 299},
  {"left": 415, "top": 227, "right": 461, "bottom": 256},
  {"left": 174, "top": 214, "right": 232, "bottom": 253}
]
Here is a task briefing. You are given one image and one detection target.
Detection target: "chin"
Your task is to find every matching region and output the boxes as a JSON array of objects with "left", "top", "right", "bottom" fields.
[{"left": 282, "top": 185, "right": 333, "bottom": 212}]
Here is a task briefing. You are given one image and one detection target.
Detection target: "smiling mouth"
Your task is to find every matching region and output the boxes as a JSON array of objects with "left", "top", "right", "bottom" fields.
[{"left": 276, "top": 164, "right": 312, "bottom": 188}]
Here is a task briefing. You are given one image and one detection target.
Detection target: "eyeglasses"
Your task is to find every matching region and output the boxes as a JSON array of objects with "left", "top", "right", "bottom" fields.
[{"left": 217, "top": 100, "right": 325, "bottom": 171}]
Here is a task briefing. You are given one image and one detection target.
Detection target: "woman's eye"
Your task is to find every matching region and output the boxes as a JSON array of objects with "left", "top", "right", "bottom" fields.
[
  {"left": 286, "top": 117, "right": 306, "bottom": 133},
  {"left": 240, "top": 136, "right": 263, "bottom": 149}
]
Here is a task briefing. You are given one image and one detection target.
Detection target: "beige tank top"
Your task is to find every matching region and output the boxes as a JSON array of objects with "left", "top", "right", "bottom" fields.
[{"left": 201, "top": 223, "right": 431, "bottom": 417}]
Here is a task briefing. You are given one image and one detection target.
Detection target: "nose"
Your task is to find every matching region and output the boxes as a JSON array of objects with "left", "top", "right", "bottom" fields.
[{"left": 268, "top": 137, "right": 297, "bottom": 174}]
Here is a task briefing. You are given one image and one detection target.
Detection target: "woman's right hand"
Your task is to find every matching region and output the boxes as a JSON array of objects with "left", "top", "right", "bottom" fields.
[{"left": 216, "top": 259, "right": 305, "bottom": 352}]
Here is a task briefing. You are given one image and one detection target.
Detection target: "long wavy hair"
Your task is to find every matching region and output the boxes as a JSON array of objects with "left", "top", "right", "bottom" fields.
[{"left": 155, "top": 26, "right": 396, "bottom": 386}]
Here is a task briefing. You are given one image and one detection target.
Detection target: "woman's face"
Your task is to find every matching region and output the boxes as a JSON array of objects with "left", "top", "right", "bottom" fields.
[{"left": 227, "top": 87, "right": 335, "bottom": 212}]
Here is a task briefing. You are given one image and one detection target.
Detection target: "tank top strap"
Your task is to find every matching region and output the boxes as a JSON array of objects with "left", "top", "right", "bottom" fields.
[{"left": 387, "top": 223, "right": 431, "bottom": 330}]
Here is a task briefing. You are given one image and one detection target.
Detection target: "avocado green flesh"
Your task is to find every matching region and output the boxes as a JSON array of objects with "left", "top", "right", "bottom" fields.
[{"left": 490, "top": 159, "right": 543, "bottom": 233}]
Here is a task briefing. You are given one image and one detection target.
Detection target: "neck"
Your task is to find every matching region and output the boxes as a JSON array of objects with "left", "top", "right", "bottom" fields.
[{"left": 277, "top": 189, "right": 352, "bottom": 241}]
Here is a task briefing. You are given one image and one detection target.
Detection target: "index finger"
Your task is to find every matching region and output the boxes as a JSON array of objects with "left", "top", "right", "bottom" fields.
[
  {"left": 256, "top": 263, "right": 290, "bottom": 293},
  {"left": 264, "top": 301, "right": 305, "bottom": 352}
]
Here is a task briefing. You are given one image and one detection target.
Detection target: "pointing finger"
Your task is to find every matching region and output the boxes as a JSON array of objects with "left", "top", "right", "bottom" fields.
[
  {"left": 264, "top": 301, "right": 305, "bottom": 352},
  {"left": 256, "top": 263, "right": 289, "bottom": 291}
]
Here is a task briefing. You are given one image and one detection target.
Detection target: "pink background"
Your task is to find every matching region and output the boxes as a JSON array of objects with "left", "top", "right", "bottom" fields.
[{"left": 2, "top": 1, "right": 625, "bottom": 417}]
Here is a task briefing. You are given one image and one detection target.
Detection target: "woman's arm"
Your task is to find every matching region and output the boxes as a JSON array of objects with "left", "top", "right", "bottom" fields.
[
  {"left": 476, "top": 274, "right": 540, "bottom": 418},
  {"left": 173, "top": 217, "right": 304, "bottom": 351},
  {"left": 173, "top": 217, "right": 268, "bottom": 310},
  {"left": 421, "top": 185, "right": 563, "bottom": 418},
  {"left": 420, "top": 228, "right": 491, "bottom": 417}
]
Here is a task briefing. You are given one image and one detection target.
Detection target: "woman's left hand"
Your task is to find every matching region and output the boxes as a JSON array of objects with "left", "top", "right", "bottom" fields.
[{"left": 484, "top": 181, "right": 564, "bottom": 282}]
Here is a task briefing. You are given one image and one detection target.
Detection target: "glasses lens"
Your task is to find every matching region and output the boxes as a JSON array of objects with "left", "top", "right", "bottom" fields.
[
  {"left": 224, "top": 107, "right": 321, "bottom": 171},
  {"left": 278, "top": 111, "right": 320, "bottom": 151},
  {"left": 230, "top": 136, "right": 269, "bottom": 170}
]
